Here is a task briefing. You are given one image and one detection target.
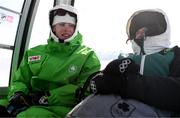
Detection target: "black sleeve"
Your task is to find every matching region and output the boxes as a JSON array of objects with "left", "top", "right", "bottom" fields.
[
  {"left": 126, "top": 74, "right": 180, "bottom": 112},
  {"left": 125, "top": 46, "right": 180, "bottom": 112}
]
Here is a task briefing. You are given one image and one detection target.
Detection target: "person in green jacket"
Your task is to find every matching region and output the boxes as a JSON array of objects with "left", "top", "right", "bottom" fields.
[{"left": 3, "top": 4, "right": 100, "bottom": 117}]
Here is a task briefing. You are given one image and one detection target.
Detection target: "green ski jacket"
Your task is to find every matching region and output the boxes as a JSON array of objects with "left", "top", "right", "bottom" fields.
[{"left": 8, "top": 32, "right": 101, "bottom": 117}]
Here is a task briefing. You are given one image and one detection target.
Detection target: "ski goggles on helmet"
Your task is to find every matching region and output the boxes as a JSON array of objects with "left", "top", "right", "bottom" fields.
[
  {"left": 53, "top": 9, "right": 76, "bottom": 18},
  {"left": 128, "top": 11, "right": 167, "bottom": 40}
]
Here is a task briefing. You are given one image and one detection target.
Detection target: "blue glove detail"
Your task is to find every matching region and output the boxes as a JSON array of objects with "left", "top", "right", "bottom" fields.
[{"left": 7, "top": 92, "right": 31, "bottom": 116}]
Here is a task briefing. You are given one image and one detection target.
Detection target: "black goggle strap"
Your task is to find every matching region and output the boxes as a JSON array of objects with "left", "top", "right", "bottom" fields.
[{"left": 53, "top": 9, "right": 76, "bottom": 18}]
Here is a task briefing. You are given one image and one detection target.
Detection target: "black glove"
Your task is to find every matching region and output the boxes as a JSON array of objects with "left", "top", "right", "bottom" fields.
[
  {"left": 103, "top": 58, "right": 140, "bottom": 77},
  {"left": 29, "top": 91, "right": 50, "bottom": 105},
  {"left": 0, "top": 105, "right": 13, "bottom": 117},
  {"left": 90, "top": 58, "right": 139, "bottom": 96},
  {"left": 90, "top": 72, "right": 108, "bottom": 94},
  {"left": 90, "top": 71, "right": 126, "bottom": 95},
  {"left": 7, "top": 92, "right": 31, "bottom": 116}
]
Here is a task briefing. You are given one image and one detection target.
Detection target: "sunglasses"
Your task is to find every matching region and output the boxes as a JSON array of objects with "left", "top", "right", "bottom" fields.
[{"left": 53, "top": 9, "right": 77, "bottom": 18}]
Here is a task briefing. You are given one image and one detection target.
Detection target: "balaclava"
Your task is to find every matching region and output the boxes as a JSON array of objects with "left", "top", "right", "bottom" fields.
[
  {"left": 126, "top": 9, "right": 171, "bottom": 55},
  {"left": 49, "top": 4, "right": 78, "bottom": 42}
]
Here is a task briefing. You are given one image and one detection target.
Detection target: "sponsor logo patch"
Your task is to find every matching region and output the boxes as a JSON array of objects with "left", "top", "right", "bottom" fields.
[
  {"left": 28, "top": 55, "right": 41, "bottom": 62},
  {"left": 68, "top": 65, "right": 77, "bottom": 73}
]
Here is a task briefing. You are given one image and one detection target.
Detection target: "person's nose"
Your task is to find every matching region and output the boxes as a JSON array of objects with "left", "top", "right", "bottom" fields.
[
  {"left": 64, "top": 24, "right": 71, "bottom": 28},
  {"left": 63, "top": 24, "right": 71, "bottom": 31}
]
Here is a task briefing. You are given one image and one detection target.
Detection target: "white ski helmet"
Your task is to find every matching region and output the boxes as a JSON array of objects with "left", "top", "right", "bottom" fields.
[{"left": 49, "top": 4, "right": 78, "bottom": 42}]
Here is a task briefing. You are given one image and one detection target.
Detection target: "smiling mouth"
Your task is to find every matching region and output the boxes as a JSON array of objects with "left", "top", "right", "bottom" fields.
[
  {"left": 61, "top": 33, "right": 69, "bottom": 37},
  {"left": 63, "top": 34, "right": 69, "bottom": 37}
]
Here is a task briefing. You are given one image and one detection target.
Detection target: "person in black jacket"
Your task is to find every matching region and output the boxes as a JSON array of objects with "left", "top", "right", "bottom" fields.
[{"left": 90, "top": 9, "right": 180, "bottom": 115}]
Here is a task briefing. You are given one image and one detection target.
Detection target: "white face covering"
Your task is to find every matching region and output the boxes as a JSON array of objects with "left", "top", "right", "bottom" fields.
[
  {"left": 131, "top": 40, "right": 141, "bottom": 55},
  {"left": 131, "top": 32, "right": 171, "bottom": 55},
  {"left": 143, "top": 35, "right": 171, "bottom": 54}
]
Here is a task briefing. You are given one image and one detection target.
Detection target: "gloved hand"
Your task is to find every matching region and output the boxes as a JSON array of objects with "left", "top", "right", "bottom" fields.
[
  {"left": 7, "top": 91, "right": 31, "bottom": 116},
  {"left": 103, "top": 58, "right": 140, "bottom": 77},
  {"left": 90, "top": 58, "right": 139, "bottom": 96},
  {"left": 29, "top": 91, "right": 50, "bottom": 105},
  {"left": 90, "top": 72, "right": 108, "bottom": 94},
  {"left": 90, "top": 71, "right": 126, "bottom": 95},
  {"left": 0, "top": 105, "right": 12, "bottom": 117}
]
